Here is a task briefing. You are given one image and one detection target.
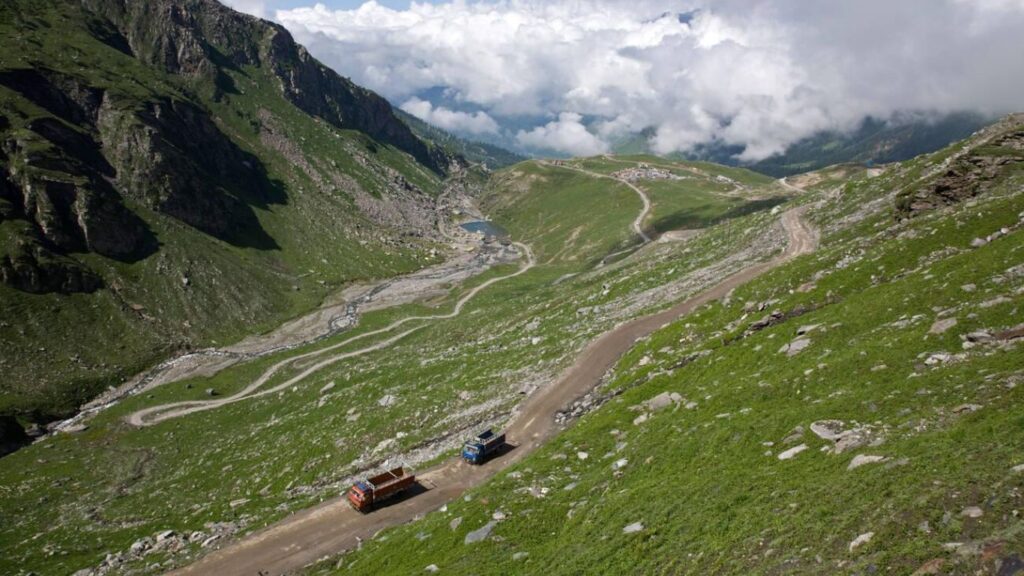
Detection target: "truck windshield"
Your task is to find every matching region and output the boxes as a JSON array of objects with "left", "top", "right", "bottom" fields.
[{"left": 464, "top": 445, "right": 479, "bottom": 455}]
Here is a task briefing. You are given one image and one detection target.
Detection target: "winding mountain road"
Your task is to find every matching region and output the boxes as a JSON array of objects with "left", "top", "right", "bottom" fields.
[
  {"left": 543, "top": 161, "right": 653, "bottom": 243},
  {"left": 127, "top": 243, "right": 535, "bottom": 427},
  {"left": 169, "top": 207, "right": 817, "bottom": 576}
]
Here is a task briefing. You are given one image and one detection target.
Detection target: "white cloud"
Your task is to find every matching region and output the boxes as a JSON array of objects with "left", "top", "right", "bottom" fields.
[
  {"left": 399, "top": 97, "right": 499, "bottom": 135},
  {"left": 516, "top": 113, "right": 609, "bottom": 156},
  {"left": 276, "top": 0, "right": 1024, "bottom": 160}
]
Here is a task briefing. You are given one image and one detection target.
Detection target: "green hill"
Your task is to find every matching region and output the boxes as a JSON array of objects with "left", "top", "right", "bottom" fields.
[
  {"left": 0, "top": 139, "right": 788, "bottom": 576},
  {"left": 0, "top": 0, "right": 468, "bottom": 426},
  {"left": 322, "top": 116, "right": 1024, "bottom": 575}
]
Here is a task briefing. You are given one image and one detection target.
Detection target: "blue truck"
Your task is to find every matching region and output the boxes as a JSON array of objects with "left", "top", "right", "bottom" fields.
[{"left": 461, "top": 429, "right": 506, "bottom": 465}]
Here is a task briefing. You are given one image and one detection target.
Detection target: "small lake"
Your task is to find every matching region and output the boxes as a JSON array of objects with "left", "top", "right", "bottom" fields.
[{"left": 459, "top": 220, "right": 509, "bottom": 238}]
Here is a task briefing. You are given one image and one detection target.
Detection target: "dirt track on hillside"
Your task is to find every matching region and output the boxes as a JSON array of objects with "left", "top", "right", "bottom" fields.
[
  {"left": 127, "top": 243, "right": 535, "bottom": 427},
  {"left": 542, "top": 160, "right": 653, "bottom": 243},
  {"left": 169, "top": 208, "right": 816, "bottom": 576}
]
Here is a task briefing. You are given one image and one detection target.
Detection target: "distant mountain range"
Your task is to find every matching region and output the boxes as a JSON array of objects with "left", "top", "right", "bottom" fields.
[
  {"left": 618, "top": 112, "right": 993, "bottom": 177},
  {"left": 396, "top": 109, "right": 526, "bottom": 170}
]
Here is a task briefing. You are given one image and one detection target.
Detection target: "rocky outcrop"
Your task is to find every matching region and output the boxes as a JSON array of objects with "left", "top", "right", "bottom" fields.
[
  {"left": 84, "top": 0, "right": 451, "bottom": 174},
  {"left": 0, "top": 61, "right": 289, "bottom": 294},
  {"left": 97, "top": 96, "right": 281, "bottom": 245},
  {"left": 897, "top": 117, "right": 1024, "bottom": 218},
  {"left": 0, "top": 81, "right": 156, "bottom": 293}
]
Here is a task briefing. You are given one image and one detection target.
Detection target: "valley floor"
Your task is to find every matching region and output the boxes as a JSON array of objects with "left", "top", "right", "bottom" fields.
[{"left": 168, "top": 205, "right": 815, "bottom": 576}]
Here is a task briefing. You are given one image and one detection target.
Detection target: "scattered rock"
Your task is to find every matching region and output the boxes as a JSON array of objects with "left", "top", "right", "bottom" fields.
[
  {"left": 848, "top": 455, "right": 887, "bottom": 470},
  {"left": 320, "top": 381, "right": 335, "bottom": 394},
  {"left": 797, "top": 282, "right": 816, "bottom": 293},
  {"left": 962, "top": 506, "right": 984, "bottom": 518},
  {"left": 965, "top": 330, "right": 994, "bottom": 343},
  {"left": 952, "top": 404, "right": 982, "bottom": 414},
  {"left": 641, "top": 391, "right": 682, "bottom": 412},
  {"left": 849, "top": 531, "right": 874, "bottom": 552},
  {"left": 623, "top": 522, "right": 644, "bottom": 534},
  {"left": 782, "top": 426, "right": 805, "bottom": 445},
  {"left": 1012, "top": 464, "right": 1024, "bottom": 474},
  {"left": 577, "top": 451, "right": 589, "bottom": 461},
  {"left": 980, "top": 296, "right": 1011, "bottom": 308},
  {"left": 834, "top": 432, "right": 870, "bottom": 454},
  {"left": 464, "top": 521, "right": 497, "bottom": 544},
  {"left": 810, "top": 420, "right": 846, "bottom": 441},
  {"left": 377, "top": 394, "right": 398, "bottom": 408},
  {"left": 796, "top": 324, "right": 820, "bottom": 336},
  {"left": 929, "top": 318, "right": 958, "bottom": 334},
  {"left": 425, "top": 565, "right": 439, "bottom": 573},
  {"left": 155, "top": 530, "right": 176, "bottom": 542},
  {"left": 613, "top": 458, "right": 628, "bottom": 470},
  {"left": 779, "top": 338, "right": 812, "bottom": 357},
  {"left": 130, "top": 538, "right": 152, "bottom": 554},
  {"left": 962, "top": 284, "right": 977, "bottom": 292},
  {"left": 205, "top": 388, "right": 218, "bottom": 397},
  {"left": 449, "top": 517, "right": 462, "bottom": 531},
  {"left": 778, "top": 444, "right": 808, "bottom": 460},
  {"left": 512, "top": 552, "right": 529, "bottom": 561},
  {"left": 633, "top": 413, "right": 649, "bottom": 426}
]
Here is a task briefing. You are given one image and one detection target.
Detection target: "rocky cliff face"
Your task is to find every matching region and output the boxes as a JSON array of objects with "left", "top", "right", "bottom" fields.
[
  {"left": 0, "top": 0, "right": 469, "bottom": 425},
  {"left": 0, "top": 0, "right": 455, "bottom": 296},
  {"left": 896, "top": 116, "right": 1024, "bottom": 218},
  {"left": 84, "top": 0, "right": 448, "bottom": 173}
]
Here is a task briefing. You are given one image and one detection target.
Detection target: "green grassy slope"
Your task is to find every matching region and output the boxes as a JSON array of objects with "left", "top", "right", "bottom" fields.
[
  {"left": 0, "top": 148, "right": 786, "bottom": 575},
  {"left": 0, "top": 0, "right": 451, "bottom": 421},
  {"left": 319, "top": 121, "right": 1024, "bottom": 575}
]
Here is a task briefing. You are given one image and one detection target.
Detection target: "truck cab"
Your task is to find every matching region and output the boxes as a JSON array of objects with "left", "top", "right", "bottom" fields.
[
  {"left": 347, "top": 481, "right": 373, "bottom": 512},
  {"left": 462, "top": 429, "right": 505, "bottom": 465},
  {"left": 462, "top": 442, "right": 484, "bottom": 464},
  {"left": 347, "top": 467, "right": 415, "bottom": 513}
]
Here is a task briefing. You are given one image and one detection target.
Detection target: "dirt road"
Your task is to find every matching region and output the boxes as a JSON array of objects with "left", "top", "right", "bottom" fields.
[
  {"left": 169, "top": 208, "right": 816, "bottom": 576},
  {"left": 544, "top": 161, "right": 653, "bottom": 243},
  {"left": 778, "top": 176, "right": 811, "bottom": 195},
  {"left": 127, "top": 243, "right": 535, "bottom": 427}
]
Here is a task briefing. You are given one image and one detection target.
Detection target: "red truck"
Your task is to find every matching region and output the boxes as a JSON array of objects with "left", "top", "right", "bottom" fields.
[{"left": 347, "top": 467, "right": 416, "bottom": 513}]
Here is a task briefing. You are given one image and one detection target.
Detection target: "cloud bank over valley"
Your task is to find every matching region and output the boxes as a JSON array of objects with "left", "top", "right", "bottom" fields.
[{"left": 228, "top": 0, "right": 1024, "bottom": 158}]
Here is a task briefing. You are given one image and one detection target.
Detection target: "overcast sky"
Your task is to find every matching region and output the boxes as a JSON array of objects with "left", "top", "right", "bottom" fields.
[{"left": 224, "top": 0, "right": 1024, "bottom": 158}]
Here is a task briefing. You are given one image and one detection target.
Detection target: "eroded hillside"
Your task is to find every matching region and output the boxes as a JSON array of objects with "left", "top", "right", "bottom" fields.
[{"left": 0, "top": 0, "right": 460, "bottom": 426}]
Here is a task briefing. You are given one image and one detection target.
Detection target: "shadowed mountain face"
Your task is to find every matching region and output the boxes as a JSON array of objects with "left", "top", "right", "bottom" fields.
[{"left": 0, "top": 0, "right": 457, "bottom": 296}]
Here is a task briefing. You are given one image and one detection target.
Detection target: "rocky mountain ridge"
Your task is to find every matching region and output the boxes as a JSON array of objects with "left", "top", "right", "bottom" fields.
[{"left": 0, "top": 0, "right": 472, "bottom": 426}]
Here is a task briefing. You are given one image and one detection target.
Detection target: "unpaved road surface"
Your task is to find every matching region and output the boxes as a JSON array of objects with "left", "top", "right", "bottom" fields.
[
  {"left": 778, "top": 176, "right": 808, "bottom": 195},
  {"left": 128, "top": 243, "right": 535, "bottom": 427},
  {"left": 50, "top": 232, "right": 516, "bottom": 435},
  {"left": 169, "top": 208, "right": 816, "bottom": 576},
  {"left": 543, "top": 160, "right": 653, "bottom": 243}
]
